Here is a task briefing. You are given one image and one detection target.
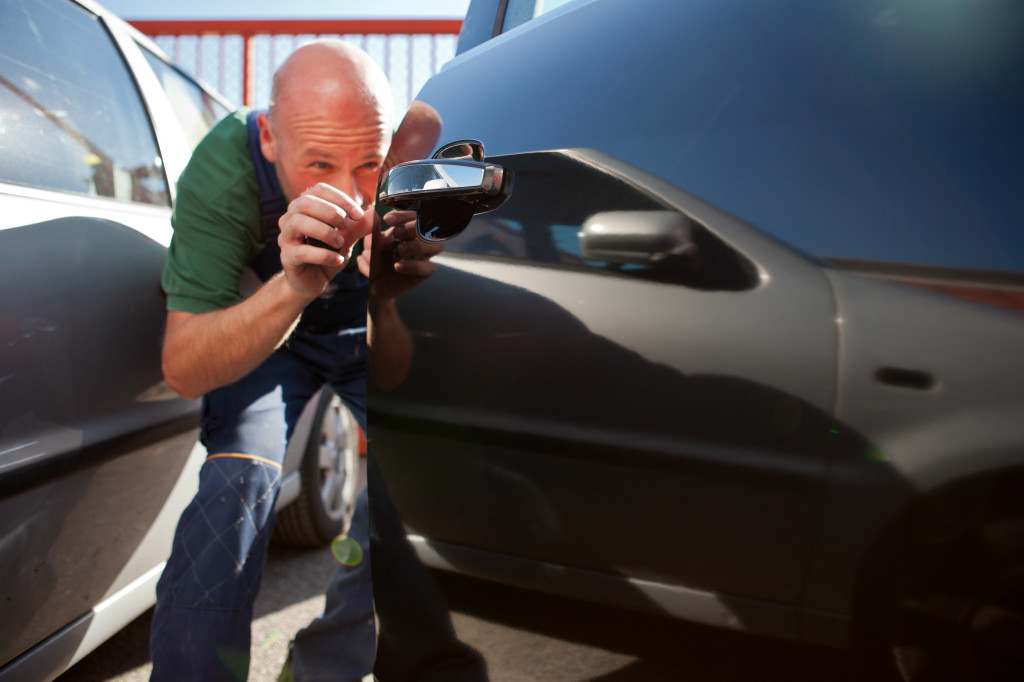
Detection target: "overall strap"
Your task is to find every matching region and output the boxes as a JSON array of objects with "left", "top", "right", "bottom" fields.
[
  {"left": 245, "top": 109, "right": 287, "bottom": 241},
  {"left": 243, "top": 110, "right": 368, "bottom": 333}
]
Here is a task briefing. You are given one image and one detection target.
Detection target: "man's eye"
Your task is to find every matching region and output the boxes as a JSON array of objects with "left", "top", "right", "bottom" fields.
[{"left": 311, "top": 162, "right": 331, "bottom": 170}]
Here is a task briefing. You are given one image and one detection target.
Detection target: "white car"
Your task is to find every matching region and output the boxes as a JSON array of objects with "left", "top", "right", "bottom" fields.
[{"left": 0, "top": 1, "right": 360, "bottom": 679}]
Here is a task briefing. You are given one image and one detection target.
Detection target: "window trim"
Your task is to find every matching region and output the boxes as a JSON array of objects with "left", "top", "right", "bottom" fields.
[{"left": 493, "top": 0, "right": 512, "bottom": 37}]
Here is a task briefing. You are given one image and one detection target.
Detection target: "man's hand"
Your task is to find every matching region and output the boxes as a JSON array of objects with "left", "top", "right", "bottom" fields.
[
  {"left": 363, "top": 99, "right": 445, "bottom": 300},
  {"left": 361, "top": 210, "right": 444, "bottom": 391},
  {"left": 278, "top": 183, "right": 374, "bottom": 300},
  {"left": 358, "top": 210, "right": 444, "bottom": 303},
  {"left": 163, "top": 185, "right": 375, "bottom": 401}
]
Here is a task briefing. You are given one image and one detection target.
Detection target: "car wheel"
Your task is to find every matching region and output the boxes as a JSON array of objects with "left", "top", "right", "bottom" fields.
[
  {"left": 273, "top": 390, "right": 362, "bottom": 547},
  {"left": 887, "top": 514, "right": 1024, "bottom": 682}
]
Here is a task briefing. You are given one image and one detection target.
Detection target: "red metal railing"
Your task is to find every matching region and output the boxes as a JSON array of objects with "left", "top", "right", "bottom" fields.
[{"left": 131, "top": 19, "right": 463, "bottom": 110}]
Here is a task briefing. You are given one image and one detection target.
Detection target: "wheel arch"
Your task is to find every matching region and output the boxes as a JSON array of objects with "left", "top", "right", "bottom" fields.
[{"left": 846, "top": 460, "right": 1024, "bottom": 676}]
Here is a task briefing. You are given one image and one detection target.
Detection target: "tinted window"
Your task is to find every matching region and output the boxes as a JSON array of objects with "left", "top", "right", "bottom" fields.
[
  {"left": 448, "top": 152, "right": 662, "bottom": 263},
  {"left": 501, "top": 0, "right": 578, "bottom": 34},
  {"left": 141, "top": 46, "right": 230, "bottom": 151},
  {"left": 0, "top": 0, "right": 169, "bottom": 205},
  {"left": 446, "top": 151, "right": 756, "bottom": 291}
]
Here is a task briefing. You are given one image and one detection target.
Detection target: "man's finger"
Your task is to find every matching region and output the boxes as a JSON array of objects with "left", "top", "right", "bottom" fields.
[
  {"left": 281, "top": 241, "right": 346, "bottom": 269},
  {"left": 302, "top": 182, "right": 366, "bottom": 222},
  {"left": 382, "top": 209, "right": 416, "bottom": 228},
  {"left": 392, "top": 259, "right": 437, "bottom": 277},
  {"left": 286, "top": 194, "right": 359, "bottom": 233},
  {"left": 281, "top": 212, "right": 347, "bottom": 250},
  {"left": 393, "top": 237, "right": 444, "bottom": 261}
]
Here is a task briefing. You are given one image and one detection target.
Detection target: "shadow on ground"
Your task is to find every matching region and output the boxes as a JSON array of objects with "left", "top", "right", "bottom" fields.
[{"left": 433, "top": 571, "right": 852, "bottom": 682}]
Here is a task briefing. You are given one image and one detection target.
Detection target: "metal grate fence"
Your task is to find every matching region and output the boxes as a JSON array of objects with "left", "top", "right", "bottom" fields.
[{"left": 130, "top": 20, "right": 463, "bottom": 114}]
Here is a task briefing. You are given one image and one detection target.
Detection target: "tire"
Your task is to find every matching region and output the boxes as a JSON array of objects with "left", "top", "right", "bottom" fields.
[
  {"left": 884, "top": 483, "right": 1024, "bottom": 682},
  {"left": 273, "top": 390, "right": 362, "bottom": 547}
]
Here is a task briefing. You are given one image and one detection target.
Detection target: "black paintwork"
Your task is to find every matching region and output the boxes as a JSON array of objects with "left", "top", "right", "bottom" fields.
[{"left": 368, "top": 0, "right": 1024, "bottom": 674}]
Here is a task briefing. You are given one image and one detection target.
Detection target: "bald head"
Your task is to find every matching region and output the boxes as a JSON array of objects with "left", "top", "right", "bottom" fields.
[
  {"left": 257, "top": 39, "right": 395, "bottom": 208},
  {"left": 269, "top": 39, "right": 394, "bottom": 132}
]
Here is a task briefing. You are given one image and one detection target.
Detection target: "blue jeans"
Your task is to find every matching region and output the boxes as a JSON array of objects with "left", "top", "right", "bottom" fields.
[{"left": 150, "top": 327, "right": 372, "bottom": 682}]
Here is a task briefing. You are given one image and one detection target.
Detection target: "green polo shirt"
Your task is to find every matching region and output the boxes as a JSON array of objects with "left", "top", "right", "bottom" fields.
[{"left": 162, "top": 109, "right": 264, "bottom": 314}]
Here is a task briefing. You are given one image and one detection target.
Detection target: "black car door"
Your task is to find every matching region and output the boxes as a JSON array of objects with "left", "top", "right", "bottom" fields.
[{"left": 371, "top": 145, "right": 841, "bottom": 623}]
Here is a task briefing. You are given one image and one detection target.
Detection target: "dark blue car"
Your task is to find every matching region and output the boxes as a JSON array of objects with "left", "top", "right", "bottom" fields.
[{"left": 372, "top": 1, "right": 1024, "bottom": 679}]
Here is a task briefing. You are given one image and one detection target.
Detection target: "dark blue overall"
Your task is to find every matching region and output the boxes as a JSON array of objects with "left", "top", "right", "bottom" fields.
[{"left": 150, "top": 111, "right": 374, "bottom": 682}]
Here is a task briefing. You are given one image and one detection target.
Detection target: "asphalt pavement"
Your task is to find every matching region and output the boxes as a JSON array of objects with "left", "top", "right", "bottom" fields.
[{"left": 57, "top": 545, "right": 851, "bottom": 682}]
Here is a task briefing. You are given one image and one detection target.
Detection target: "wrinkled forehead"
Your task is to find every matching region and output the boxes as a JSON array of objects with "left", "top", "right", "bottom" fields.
[{"left": 272, "top": 85, "right": 393, "bottom": 144}]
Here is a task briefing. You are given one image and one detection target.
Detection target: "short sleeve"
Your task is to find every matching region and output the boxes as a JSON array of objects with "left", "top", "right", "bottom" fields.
[{"left": 162, "top": 111, "right": 263, "bottom": 313}]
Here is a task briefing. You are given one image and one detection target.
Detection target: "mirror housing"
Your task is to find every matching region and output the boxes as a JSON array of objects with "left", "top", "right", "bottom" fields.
[{"left": 580, "top": 211, "right": 698, "bottom": 265}]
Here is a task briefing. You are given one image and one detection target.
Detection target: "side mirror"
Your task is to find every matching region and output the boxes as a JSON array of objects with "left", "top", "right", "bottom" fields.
[
  {"left": 378, "top": 154, "right": 512, "bottom": 242},
  {"left": 379, "top": 160, "right": 505, "bottom": 209},
  {"left": 580, "top": 211, "right": 698, "bottom": 265}
]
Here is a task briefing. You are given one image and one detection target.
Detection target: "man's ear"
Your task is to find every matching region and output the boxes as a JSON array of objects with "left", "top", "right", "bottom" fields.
[{"left": 256, "top": 112, "right": 277, "bottom": 163}]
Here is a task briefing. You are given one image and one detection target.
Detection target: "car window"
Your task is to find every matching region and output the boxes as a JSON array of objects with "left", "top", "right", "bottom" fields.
[
  {"left": 0, "top": 0, "right": 169, "bottom": 205},
  {"left": 444, "top": 150, "right": 756, "bottom": 291},
  {"left": 140, "top": 45, "right": 230, "bottom": 151},
  {"left": 445, "top": 152, "right": 661, "bottom": 264},
  {"left": 501, "top": 0, "right": 578, "bottom": 34}
]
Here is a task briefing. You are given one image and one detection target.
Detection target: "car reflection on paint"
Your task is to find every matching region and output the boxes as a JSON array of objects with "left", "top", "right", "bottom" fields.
[{"left": 368, "top": 1, "right": 1024, "bottom": 680}]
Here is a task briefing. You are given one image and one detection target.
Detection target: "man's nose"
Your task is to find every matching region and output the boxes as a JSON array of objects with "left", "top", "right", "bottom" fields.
[{"left": 333, "top": 171, "right": 362, "bottom": 207}]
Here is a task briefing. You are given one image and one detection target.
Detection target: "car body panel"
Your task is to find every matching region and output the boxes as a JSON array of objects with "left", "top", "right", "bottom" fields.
[
  {"left": 802, "top": 270, "right": 1024, "bottom": 618},
  {"left": 372, "top": 147, "right": 841, "bottom": 617},
  {"left": 0, "top": 0, "right": 230, "bottom": 675},
  {"left": 369, "top": 0, "right": 1024, "bottom": 654},
  {"left": 0, "top": 564, "right": 168, "bottom": 682}
]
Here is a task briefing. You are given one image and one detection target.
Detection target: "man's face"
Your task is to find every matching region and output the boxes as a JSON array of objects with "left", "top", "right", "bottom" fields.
[{"left": 261, "top": 97, "right": 392, "bottom": 213}]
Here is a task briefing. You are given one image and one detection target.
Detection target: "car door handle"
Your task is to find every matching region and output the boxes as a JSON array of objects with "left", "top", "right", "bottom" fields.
[{"left": 378, "top": 140, "right": 512, "bottom": 242}]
